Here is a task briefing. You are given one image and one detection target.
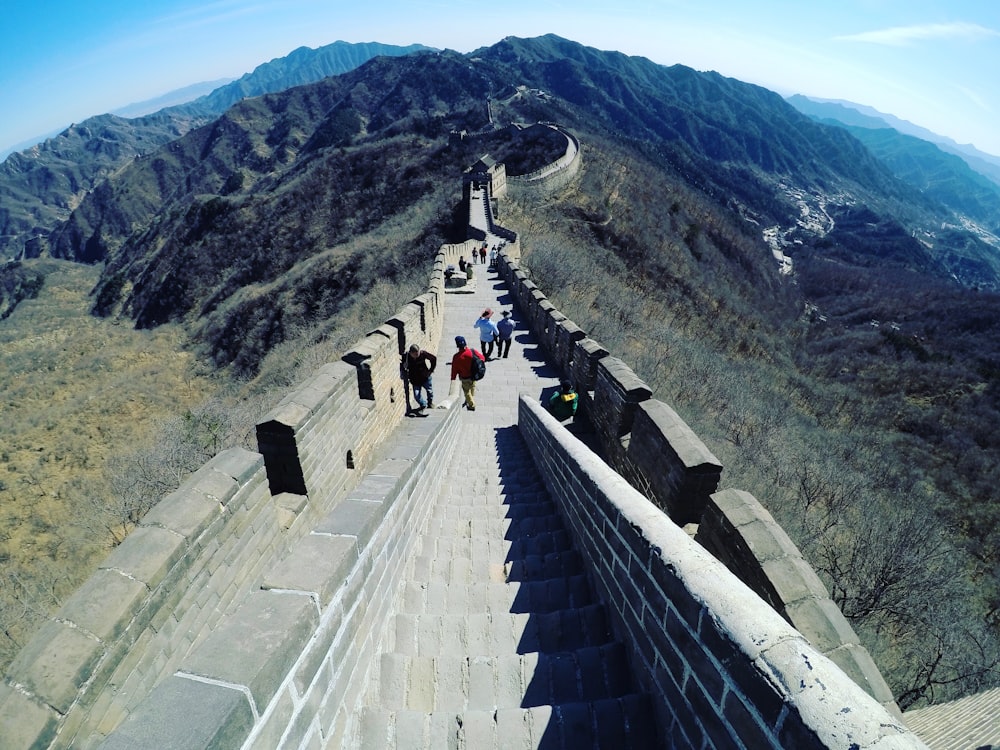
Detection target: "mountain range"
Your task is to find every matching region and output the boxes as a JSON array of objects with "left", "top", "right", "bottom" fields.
[{"left": 0, "top": 40, "right": 432, "bottom": 261}]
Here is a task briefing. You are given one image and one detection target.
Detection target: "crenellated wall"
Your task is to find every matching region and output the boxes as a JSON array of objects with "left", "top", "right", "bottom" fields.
[
  {"left": 506, "top": 124, "right": 581, "bottom": 198},
  {"left": 495, "top": 248, "right": 900, "bottom": 716},
  {"left": 518, "top": 395, "right": 925, "bottom": 748},
  {"left": 0, "top": 248, "right": 455, "bottom": 749}
]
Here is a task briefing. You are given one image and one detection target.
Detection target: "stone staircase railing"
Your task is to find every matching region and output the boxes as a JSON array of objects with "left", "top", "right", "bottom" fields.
[
  {"left": 518, "top": 395, "right": 925, "bottom": 748},
  {"left": 494, "top": 248, "right": 900, "bottom": 717}
]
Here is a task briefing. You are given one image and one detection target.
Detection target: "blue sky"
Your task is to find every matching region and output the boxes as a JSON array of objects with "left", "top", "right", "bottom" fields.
[{"left": 2, "top": 0, "right": 999, "bottom": 156}]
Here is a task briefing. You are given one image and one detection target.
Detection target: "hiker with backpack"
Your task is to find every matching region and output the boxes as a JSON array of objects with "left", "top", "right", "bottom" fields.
[{"left": 450, "top": 335, "right": 486, "bottom": 411}]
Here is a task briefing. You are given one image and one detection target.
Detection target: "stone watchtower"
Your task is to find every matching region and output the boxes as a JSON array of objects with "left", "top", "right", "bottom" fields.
[{"left": 464, "top": 154, "right": 507, "bottom": 199}]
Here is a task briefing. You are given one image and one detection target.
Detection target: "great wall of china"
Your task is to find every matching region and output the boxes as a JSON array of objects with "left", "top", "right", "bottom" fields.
[{"left": 0, "top": 122, "right": 978, "bottom": 748}]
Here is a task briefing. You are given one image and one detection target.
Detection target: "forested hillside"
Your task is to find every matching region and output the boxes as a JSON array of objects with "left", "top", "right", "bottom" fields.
[{"left": 2, "top": 34, "right": 999, "bottom": 707}]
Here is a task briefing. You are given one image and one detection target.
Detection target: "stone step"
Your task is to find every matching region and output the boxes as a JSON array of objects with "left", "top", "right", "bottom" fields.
[
  {"left": 357, "top": 694, "right": 657, "bottom": 749},
  {"left": 392, "top": 604, "right": 614, "bottom": 657},
  {"left": 419, "top": 514, "right": 566, "bottom": 544},
  {"left": 506, "top": 529, "right": 574, "bottom": 559},
  {"left": 410, "top": 550, "right": 585, "bottom": 584},
  {"left": 401, "top": 575, "right": 594, "bottom": 616},
  {"left": 377, "top": 642, "right": 634, "bottom": 711},
  {"left": 430, "top": 499, "right": 558, "bottom": 521},
  {"left": 419, "top": 521, "right": 573, "bottom": 560},
  {"left": 417, "top": 527, "right": 574, "bottom": 561}
]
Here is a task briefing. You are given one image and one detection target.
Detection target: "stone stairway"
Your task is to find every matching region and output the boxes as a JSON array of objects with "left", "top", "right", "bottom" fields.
[{"left": 352, "top": 425, "right": 657, "bottom": 748}]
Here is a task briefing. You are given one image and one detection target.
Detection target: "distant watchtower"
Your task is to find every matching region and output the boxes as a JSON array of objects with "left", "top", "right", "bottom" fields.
[{"left": 464, "top": 154, "right": 507, "bottom": 199}]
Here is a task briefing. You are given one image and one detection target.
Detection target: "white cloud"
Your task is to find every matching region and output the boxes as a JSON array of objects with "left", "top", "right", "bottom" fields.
[{"left": 836, "top": 22, "right": 1000, "bottom": 46}]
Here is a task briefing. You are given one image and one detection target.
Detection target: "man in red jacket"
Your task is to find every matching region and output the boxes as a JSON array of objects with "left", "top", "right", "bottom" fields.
[{"left": 450, "top": 336, "right": 485, "bottom": 411}]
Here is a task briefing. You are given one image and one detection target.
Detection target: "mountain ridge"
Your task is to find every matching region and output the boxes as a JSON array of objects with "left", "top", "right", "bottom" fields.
[
  {"left": 788, "top": 94, "right": 1000, "bottom": 187},
  {"left": 0, "top": 40, "right": 433, "bottom": 260}
]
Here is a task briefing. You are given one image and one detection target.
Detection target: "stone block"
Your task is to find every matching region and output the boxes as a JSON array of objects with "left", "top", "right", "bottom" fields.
[
  {"left": 824, "top": 643, "right": 898, "bottom": 708},
  {"left": 759, "top": 555, "right": 831, "bottom": 609},
  {"left": 274, "top": 492, "right": 309, "bottom": 530},
  {"left": 316, "top": 499, "right": 386, "bottom": 548},
  {"left": 58, "top": 568, "right": 149, "bottom": 642},
  {"left": 206, "top": 448, "right": 265, "bottom": 486},
  {"left": 99, "top": 525, "right": 186, "bottom": 590},
  {"left": 6, "top": 619, "right": 104, "bottom": 714},
  {"left": 262, "top": 534, "right": 358, "bottom": 608},
  {"left": 178, "top": 590, "right": 318, "bottom": 711},
  {"left": 0, "top": 683, "right": 59, "bottom": 750},
  {"left": 140, "top": 484, "right": 222, "bottom": 540},
  {"left": 783, "top": 597, "right": 860, "bottom": 653},
  {"left": 98, "top": 675, "right": 254, "bottom": 749}
]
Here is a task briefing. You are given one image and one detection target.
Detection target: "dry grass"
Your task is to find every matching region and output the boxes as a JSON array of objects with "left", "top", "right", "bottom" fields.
[{"left": 0, "top": 259, "right": 222, "bottom": 665}]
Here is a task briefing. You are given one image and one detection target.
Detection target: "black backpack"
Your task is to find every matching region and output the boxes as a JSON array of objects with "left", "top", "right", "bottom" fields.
[{"left": 470, "top": 350, "right": 486, "bottom": 381}]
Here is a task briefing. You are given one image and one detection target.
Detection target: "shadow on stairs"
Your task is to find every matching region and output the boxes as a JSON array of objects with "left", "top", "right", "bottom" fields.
[{"left": 352, "top": 425, "right": 658, "bottom": 748}]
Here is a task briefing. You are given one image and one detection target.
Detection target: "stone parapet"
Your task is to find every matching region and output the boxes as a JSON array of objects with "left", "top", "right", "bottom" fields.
[
  {"left": 518, "top": 396, "right": 926, "bottom": 749},
  {"left": 697, "top": 489, "right": 899, "bottom": 714},
  {"left": 2, "top": 246, "right": 451, "bottom": 749},
  {"left": 492, "top": 249, "right": 893, "bottom": 715}
]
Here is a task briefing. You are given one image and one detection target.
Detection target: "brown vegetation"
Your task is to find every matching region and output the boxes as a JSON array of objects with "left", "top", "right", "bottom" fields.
[{"left": 508, "top": 136, "right": 1000, "bottom": 709}]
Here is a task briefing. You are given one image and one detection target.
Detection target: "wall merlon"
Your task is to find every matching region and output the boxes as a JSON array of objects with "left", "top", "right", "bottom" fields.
[
  {"left": 636, "top": 400, "right": 720, "bottom": 471},
  {"left": 5, "top": 619, "right": 103, "bottom": 715},
  {"left": 57, "top": 570, "right": 149, "bottom": 643},
  {"left": 784, "top": 597, "right": 861, "bottom": 652},
  {"left": 0, "top": 683, "right": 59, "bottom": 750},
  {"left": 315, "top": 498, "right": 386, "bottom": 548},
  {"left": 141, "top": 483, "right": 224, "bottom": 541},
  {"left": 261, "top": 535, "right": 358, "bottom": 609},
  {"left": 177, "top": 591, "right": 318, "bottom": 712},
  {"left": 187, "top": 464, "right": 240, "bottom": 509},
  {"left": 99, "top": 525, "right": 186, "bottom": 590},
  {"left": 570, "top": 337, "right": 610, "bottom": 394},
  {"left": 98, "top": 675, "right": 255, "bottom": 750},
  {"left": 553, "top": 319, "right": 585, "bottom": 370},
  {"left": 824, "top": 644, "right": 899, "bottom": 711}
]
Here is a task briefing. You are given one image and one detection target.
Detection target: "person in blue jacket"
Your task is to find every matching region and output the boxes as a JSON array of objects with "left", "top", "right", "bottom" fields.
[{"left": 474, "top": 308, "right": 499, "bottom": 360}]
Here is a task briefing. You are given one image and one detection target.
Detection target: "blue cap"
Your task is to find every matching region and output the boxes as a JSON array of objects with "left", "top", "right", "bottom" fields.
[{"left": 455, "top": 335, "right": 466, "bottom": 346}]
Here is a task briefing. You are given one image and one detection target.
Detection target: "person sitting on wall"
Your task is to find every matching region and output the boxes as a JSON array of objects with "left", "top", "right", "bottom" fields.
[
  {"left": 548, "top": 380, "right": 578, "bottom": 421},
  {"left": 458, "top": 256, "right": 467, "bottom": 273}
]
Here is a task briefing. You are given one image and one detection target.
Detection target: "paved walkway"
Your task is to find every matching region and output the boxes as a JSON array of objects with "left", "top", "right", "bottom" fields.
[{"left": 349, "top": 262, "right": 658, "bottom": 747}]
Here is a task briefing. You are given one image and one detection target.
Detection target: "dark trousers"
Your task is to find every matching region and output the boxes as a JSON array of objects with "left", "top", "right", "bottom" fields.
[
  {"left": 481, "top": 339, "right": 495, "bottom": 359},
  {"left": 497, "top": 337, "right": 511, "bottom": 358}
]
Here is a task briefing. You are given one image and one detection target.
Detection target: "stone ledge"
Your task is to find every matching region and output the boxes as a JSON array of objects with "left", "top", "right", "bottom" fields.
[
  {"left": 5, "top": 620, "right": 103, "bottom": 714},
  {"left": 98, "top": 675, "right": 254, "bottom": 750},
  {"left": 177, "top": 590, "right": 318, "bottom": 712},
  {"left": 99, "top": 525, "right": 186, "bottom": 590},
  {"left": 0, "top": 683, "right": 59, "bottom": 749},
  {"left": 262, "top": 534, "right": 358, "bottom": 609}
]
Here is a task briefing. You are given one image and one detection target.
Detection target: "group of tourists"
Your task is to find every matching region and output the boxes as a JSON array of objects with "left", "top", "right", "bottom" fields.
[{"left": 401, "top": 252, "right": 577, "bottom": 417}]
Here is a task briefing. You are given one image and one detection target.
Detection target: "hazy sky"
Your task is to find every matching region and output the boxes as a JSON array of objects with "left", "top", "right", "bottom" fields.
[{"left": 2, "top": 0, "right": 999, "bottom": 156}]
